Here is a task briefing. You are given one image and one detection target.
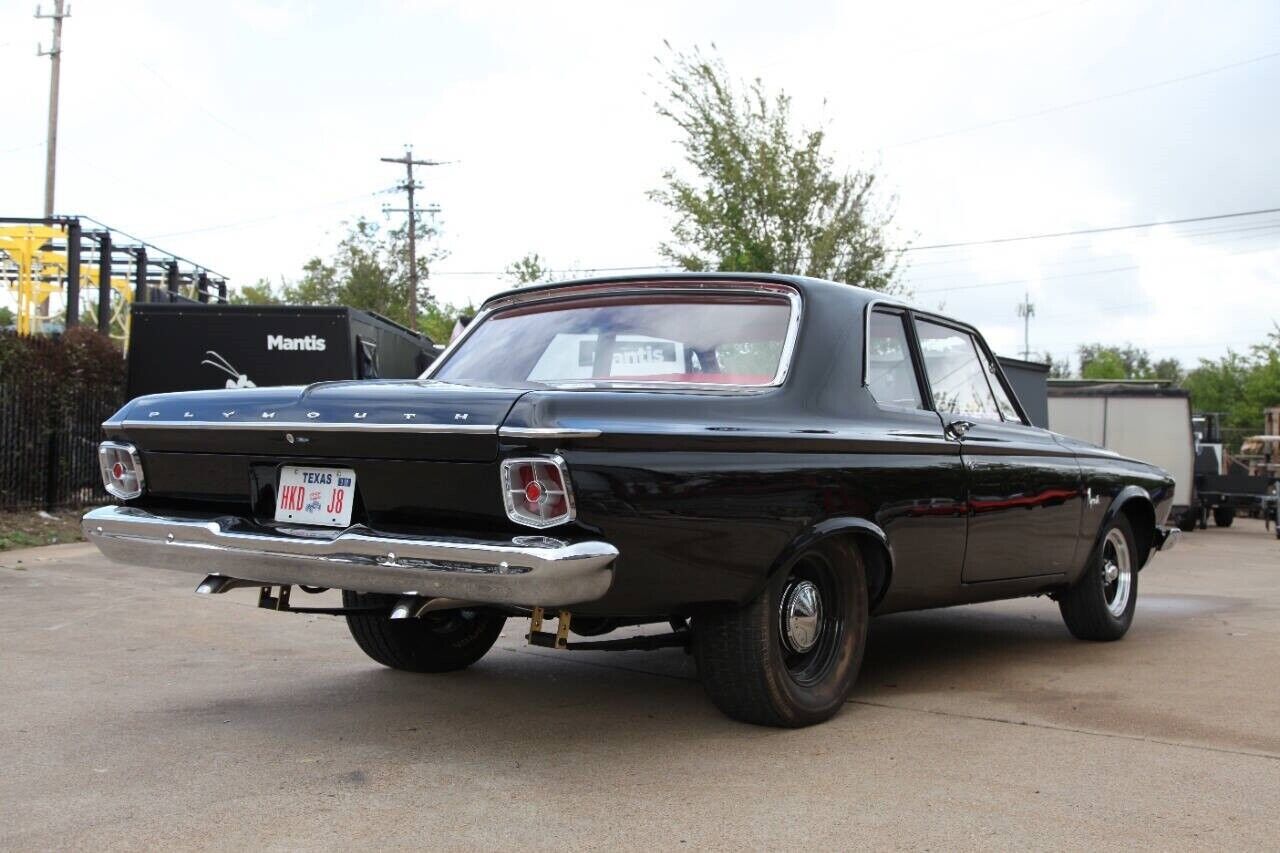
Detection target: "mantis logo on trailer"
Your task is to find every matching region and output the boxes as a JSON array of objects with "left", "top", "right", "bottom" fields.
[{"left": 267, "top": 334, "right": 327, "bottom": 352}]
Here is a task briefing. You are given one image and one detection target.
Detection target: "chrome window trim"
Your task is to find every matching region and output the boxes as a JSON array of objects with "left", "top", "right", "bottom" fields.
[
  {"left": 897, "top": 307, "right": 1031, "bottom": 427},
  {"left": 860, "top": 297, "right": 912, "bottom": 389},
  {"left": 861, "top": 302, "right": 928, "bottom": 412},
  {"left": 423, "top": 280, "right": 803, "bottom": 391}
]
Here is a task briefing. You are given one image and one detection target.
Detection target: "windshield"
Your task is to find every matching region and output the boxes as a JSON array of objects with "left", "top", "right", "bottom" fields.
[{"left": 431, "top": 291, "right": 795, "bottom": 388}]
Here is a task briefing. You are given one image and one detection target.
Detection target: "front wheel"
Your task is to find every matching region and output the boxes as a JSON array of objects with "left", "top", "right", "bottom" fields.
[
  {"left": 1059, "top": 515, "right": 1138, "bottom": 641},
  {"left": 1213, "top": 507, "right": 1235, "bottom": 528},
  {"left": 693, "top": 538, "right": 868, "bottom": 727},
  {"left": 343, "top": 591, "right": 506, "bottom": 672}
]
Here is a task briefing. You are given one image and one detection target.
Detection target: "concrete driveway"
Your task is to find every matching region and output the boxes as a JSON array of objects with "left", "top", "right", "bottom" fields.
[{"left": 2, "top": 519, "right": 1277, "bottom": 850}]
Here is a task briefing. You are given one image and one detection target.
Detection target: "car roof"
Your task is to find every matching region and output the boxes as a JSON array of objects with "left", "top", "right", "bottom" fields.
[{"left": 478, "top": 271, "right": 913, "bottom": 313}]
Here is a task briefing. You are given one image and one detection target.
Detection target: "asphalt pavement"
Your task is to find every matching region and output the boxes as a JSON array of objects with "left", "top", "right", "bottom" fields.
[{"left": 2, "top": 519, "right": 1277, "bottom": 850}]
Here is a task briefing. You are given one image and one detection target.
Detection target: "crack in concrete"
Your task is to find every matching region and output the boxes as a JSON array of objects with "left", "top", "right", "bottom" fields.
[{"left": 848, "top": 699, "right": 1280, "bottom": 762}]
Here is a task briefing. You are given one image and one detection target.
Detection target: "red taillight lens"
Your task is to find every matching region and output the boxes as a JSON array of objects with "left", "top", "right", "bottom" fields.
[
  {"left": 99, "top": 441, "right": 145, "bottom": 500},
  {"left": 501, "top": 456, "right": 575, "bottom": 528}
]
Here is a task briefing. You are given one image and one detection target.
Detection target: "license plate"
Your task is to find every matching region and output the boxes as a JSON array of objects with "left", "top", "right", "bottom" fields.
[{"left": 275, "top": 466, "right": 356, "bottom": 527}]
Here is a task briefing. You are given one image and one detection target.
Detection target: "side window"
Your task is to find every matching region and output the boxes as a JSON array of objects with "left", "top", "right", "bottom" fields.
[
  {"left": 979, "top": 354, "right": 1022, "bottom": 423},
  {"left": 866, "top": 310, "right": 923, "bottom": 409},
  {"left": 914, "top": 319, "right": 1002, "bottom": 421}
]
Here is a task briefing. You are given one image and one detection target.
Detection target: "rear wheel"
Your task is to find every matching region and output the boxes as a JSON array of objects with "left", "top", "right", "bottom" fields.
[
  {"left": 1059, "top": 515, "right": 1138, "bottom": 641},
  {"left": 1213, "top": 506, "right": 1235, "bottom": 527},
  {"left": 342, "top": 591, "right": 505, "bottom": 672},
  {"left": 693, "top": 538, "right": 868, "bottom": 727}
]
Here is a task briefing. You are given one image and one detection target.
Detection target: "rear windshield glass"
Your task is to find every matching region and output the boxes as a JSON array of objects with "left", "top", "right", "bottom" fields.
[{"left": 431, "top": 292, "right": 794, "bottom": 388}]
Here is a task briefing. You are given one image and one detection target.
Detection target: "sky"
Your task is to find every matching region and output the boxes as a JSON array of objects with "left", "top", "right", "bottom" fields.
[{"left": 1, "top": 0, "right": 1278, "bottom": 369}]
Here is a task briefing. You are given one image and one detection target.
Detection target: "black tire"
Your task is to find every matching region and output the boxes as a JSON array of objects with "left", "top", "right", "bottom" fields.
[
  {"left": 342, "top": 591, "right": 505, "bottom": 673},
  {"left": 1059, "top": 514, "right": 1139, "bottom": 641},
  {"left": 693, "top": 538, "right": 868, "bottom": 728},
  {"left": 1176, "top": 511, "right": 1197, "bottom": 533},
  {"left": 1212, "top": 507, "right": 1235, "bottom": 528}
]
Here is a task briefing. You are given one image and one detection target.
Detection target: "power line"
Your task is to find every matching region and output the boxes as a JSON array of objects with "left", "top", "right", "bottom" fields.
[
  {"left": 149, "top": 193, "right": 378, "bottom": 239},
  {"left": 894, "top": 48, "right": 1280, "bottom": 147},
  {"left": 915, "top": 263, "right": 1138, "bottom": 294},
  {"left": 906, "top": 205, "right": 1280, "bottom": 252},
  {"left": 900, "top": 217, "right": 1280, "bottom": 271},
  {"left": 428, "top": 206, "right": 1280, "bottom": 279},
  {"left": 76, "top": 215, "right": 232, "bottom": 279},
  {"left": 911, "top": 241, "right": 1280, "bottom": 295}
]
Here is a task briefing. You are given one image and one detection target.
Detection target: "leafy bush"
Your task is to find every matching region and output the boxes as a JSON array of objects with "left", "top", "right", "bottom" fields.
[
  {"left": 0, "top": 330, "right": 125, "bottom": 510},
  {"left": 0, "top": 327, "right": 126, "bottom": 393}
]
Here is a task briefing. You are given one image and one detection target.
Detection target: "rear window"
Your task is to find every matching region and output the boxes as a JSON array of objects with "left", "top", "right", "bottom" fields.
[{"left": 431, "top": 292, "right": 795, "bottom": 388}]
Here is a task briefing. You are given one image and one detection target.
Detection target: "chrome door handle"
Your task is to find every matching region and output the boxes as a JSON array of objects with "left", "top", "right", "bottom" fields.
[{"left": 947, "top": 419, "right": 974, "bottom": 439}]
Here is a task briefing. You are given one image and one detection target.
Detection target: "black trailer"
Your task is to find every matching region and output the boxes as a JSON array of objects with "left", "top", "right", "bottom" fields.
[{"left": 127, "top": 304, "right": 436, "bottom": 398}]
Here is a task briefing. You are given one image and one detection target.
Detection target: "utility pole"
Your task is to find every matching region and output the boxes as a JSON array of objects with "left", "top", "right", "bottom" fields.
[
  {"left": 1017, "top": 292, "right": 1035, "bottom": 360},
  {"left": 380, "top": 146, "right": 447, "bottom": 330},
  {"left": 37, "top": 0, "right": 70, "bottom": 218}
]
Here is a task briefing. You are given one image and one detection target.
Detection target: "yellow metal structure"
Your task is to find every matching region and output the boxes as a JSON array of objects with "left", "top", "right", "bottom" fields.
[{"left": 0, "top": 222, "right": 135, "bottom": 345}]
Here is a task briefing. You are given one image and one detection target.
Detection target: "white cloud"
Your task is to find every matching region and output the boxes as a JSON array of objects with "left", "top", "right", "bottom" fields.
[{"left": 1, "top": 0, "right": 1277, "bottom": 370}]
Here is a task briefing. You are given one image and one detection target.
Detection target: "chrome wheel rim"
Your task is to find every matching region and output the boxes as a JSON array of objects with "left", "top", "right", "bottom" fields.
[
  {"left": 1101, "top": 527, "right": 1132, "bottom": 617},
  {"left": 777, "top": 555, "right": 844, "bottom": 686},
  {"left": 780, "top": 579, "right": 823, "bottom": 653}
]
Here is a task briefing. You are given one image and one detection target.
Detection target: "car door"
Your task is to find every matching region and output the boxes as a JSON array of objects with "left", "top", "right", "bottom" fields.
[
  {"left": 912, "top": 315, "right": 1083, "bottom": 582},
  {"left": 862, "top": 307, "right": 970, "bottom": 609}
]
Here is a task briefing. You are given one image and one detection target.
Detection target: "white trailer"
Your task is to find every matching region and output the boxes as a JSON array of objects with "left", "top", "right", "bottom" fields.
[{"left": 1048, "top": 383, "right": 1196, "bottom": 528}]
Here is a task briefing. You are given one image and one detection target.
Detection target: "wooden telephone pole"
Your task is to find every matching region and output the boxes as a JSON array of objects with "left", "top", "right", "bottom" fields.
[
  {"left": 380, "top": 146, "right": 446, "bottom": 330},
  {"left": 37, "top": 0, "right": 70, "bottom": 218}
]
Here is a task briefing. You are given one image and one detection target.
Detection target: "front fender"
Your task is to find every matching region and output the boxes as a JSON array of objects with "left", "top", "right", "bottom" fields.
[
  {"left": 766, "top": 517, "right": 894, "bottom": 609},
  {"left": 1089, "top": 485, "right": 1157, "bottom": 572}
]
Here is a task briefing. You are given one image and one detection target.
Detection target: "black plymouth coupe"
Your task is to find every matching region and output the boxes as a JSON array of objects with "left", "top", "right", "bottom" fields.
[{"left": 84, "top": 274, "right": 1179, "bottom": 727}]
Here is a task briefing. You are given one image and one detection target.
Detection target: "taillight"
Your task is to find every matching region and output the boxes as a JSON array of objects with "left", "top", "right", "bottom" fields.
[
  {"left": 500, "top": 456, "right": 575, "bottom": 528},
  {"left": 99, "top": 441, "right": 145, "bottom": 500}
]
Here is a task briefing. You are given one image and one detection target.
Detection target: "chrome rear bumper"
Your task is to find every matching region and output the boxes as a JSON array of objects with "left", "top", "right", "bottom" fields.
[
  {"left": 1154, "top": 525, "right": 1181, "bottom": 553},
  {"left": 82, "top": 505, "right": 617, "bottom": 607}
]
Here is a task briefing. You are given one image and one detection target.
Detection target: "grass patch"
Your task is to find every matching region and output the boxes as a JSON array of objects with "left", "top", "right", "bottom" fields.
[{"left": 0, "top": 509, "right": 99, "bottom": 552}]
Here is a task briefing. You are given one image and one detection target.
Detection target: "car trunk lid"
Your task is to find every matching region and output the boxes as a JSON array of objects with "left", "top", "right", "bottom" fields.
[{"left": 109, "top": 380, "right": 526, "bottom": 461}]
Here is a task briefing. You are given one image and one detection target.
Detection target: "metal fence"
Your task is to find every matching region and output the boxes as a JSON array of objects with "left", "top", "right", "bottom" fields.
[{"left": 0, "top": 380, "right": 122, "bottom": 510}]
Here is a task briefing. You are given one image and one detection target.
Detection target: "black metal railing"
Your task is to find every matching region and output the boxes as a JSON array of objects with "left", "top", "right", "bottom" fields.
[{"left": 0, "top": 380, "right": 122, "bottom": 510}]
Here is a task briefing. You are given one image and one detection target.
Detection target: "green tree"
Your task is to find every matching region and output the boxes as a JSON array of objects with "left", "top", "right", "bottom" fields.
[
  {"left": 1077, "top": 344, "right": 1180, "bottom": 382},
  {"left": 1182, "top": 351, "right": 1249, "bottom": 417},
  {"left": 1152, "top": 357, "right": 1183, "bottom": 383},
  {"left": 649, "top": 45, "right": 901, "bottom": 291},
  {"left": 230, "top": 278, "right": 283, "bottom": 305},
  {"left": 421, "top": 300, "right": 473, "bottom": 344},
  {"left": 1178, "top": 327, "right": 1280, "bottom": 449},
  {"left": 0, "top": 305, "right": 14, "bottom": 327},
  {"left": 1038, "top": 351, "right": 1071, "bottom": 379},
  {"left": 506, "top": 252, "right": 552, "bottom": 286},
  {"left": 279, "top": 217, "right": 448, "bottom": 332},
  {"left": 1080, "top": 348, "right": 1128, "bottom": 380}
]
